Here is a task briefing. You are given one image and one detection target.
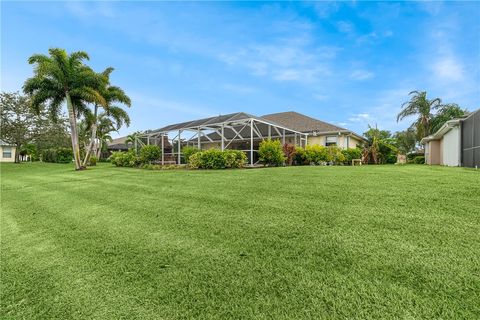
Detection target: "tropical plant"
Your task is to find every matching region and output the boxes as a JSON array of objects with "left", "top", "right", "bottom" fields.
[
  {"left": 362, "top": 126, "right": 397, "bottom": 164},
  {"left": 82, "top": 67, "right": 131, "bottom": 166},
  {"left": 23, "top": 48, "right": 105, "bottom": 170},
  {"left": 126, "top": 131, "right": 142, "bottom": 152},
  {"left": 258, "top": 139, "right": 285, "bottom": 166},
  {"left": 397, "top": 91, "right": 442, "bottom": 141}
]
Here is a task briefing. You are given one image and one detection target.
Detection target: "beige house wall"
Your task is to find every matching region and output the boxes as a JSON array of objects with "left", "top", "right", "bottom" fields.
[
  {"left": 0, "top": 145, "right": 16, "bottom": 162},
  {"left": 426, "top": 140, "right": 441, "bottom": 165},
  {"left": 307, "top": 135, "right": 361, "bottom": 149}
]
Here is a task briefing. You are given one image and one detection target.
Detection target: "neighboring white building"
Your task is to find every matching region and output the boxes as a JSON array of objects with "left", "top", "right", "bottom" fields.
[
  {"left": 421, "top": 109, "right": 480, "bottom": 167},
  {"left": 421, "top": 120, "right": 461, "bottom": 166},
  {"left": 0, "top": 139, "right": 16, "bottom": 163}
]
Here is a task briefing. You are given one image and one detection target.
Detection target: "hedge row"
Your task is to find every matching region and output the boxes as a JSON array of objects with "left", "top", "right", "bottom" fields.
[
  {"left": 188, "top": 149, "right": 247, "bottom": 169},
  {"left": 42, "top": 148, "right": 73, "bottom": 163}
]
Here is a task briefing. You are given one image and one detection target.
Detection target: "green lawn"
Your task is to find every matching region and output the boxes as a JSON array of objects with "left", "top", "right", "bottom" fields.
[{"left": 1, "top": 163, "right": 479, "bottom": 319}]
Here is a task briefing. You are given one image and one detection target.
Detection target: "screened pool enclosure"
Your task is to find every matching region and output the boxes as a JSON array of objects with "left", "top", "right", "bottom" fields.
[{"left": 135, "top": 112, "right": 308, "bottom": 166}]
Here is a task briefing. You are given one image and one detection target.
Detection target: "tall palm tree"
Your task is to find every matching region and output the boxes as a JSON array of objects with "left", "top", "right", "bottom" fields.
[
  {"left": 23, "top": 48, "right": 105, "bottom": 170},
  {"left": 397, "top": 91, "right": 442, "bottom": 141},
  {"left": 83, "top": 67, "right": 131, "bottom": 166}
]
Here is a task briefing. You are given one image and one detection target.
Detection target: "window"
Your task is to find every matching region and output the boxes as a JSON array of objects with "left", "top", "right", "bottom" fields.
[
  {"left": 2, "top": 147, "right": 12, "bottom": 158},
  {"left": 346, "top": 136, "right": 350, "bottom": 148},
  {"left": 325, "top": 136, "right": 338, "bottom": 146}
]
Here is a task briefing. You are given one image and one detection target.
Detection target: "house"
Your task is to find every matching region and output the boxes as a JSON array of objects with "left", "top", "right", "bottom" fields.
[
  {"left": 0, "top": 139, "right": 16, "bottom": 163},
  {"left": 421, "top": 109, "right": 479, "bottom": 168},
  {"left": 141, "top": 111, "right": 364, "bottom": 166},
  {"left": 262, "top": 111, "right": 364, "bottom": 149}
]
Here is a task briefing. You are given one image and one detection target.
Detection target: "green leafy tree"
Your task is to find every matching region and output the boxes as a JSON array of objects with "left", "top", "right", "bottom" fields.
[
  {"left": 394, "top": 128, "right": 417, "bottom": 154},
  {"left": 0, "top": 92, "right": 36, "bottom": 163},
  {"left": 23, "top": 48, "right": 105, "bottom": 170},
  {"left": 397, "top": 91, "right": 442, "bottom": 140},
  {"left": 429, "top": 104, "right": 467, "bottom": 134},
  {"left": 83, "top": 67, "right": 131, "bottom": 166}
]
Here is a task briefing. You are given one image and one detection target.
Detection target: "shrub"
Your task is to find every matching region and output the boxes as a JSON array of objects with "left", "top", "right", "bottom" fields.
[
  {"left": 89, "top": 156, "right": 98, "bottom": 166},
  {"left": 139, "top": 145, "right": 161, "bottom": 164},
  {"left": 294, "top": 146, "right": 307, "bottom": 165},
  {"left": 413, "top": 156, "right": 425, "bottom": 164},
  {"left": 188, "top": 149, "right": 247, "bottom": 169},
  {"left": 258, "top": 139, "right": 285, "bottom": 166},
  {"left": 305, "top": 144, "right": 328, "bottom": 164},
  {"left": 42, "top": 148, "right": 73, "bottom": 163},
  {"left": 109, "top": 150, "right": 140, "bottom": 167},
  {"left": 283, "top": 143, "right": 296, "bottom": 166},
  {"left": 341, "top": 148, "right": 362, "bottom": 165},
  {"left": 326, "top": 146, "right": 346, "bottom": 164},
  {"left": 182, "top": 146, "right": 200, "bottom": 164}
]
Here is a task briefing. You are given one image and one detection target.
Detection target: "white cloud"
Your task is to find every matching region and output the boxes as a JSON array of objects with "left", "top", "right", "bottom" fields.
[
  {"left": 350, "top": 69, "right": 374, "bottom": 80},
  {"left": 219, "top": 39, "right": 332, "bottom": 82},
  {"left": 337, "top": 21, "right": 354, "bottom": 34},
  {"left": 431, "top": 56, "right": 464, "bottom": 83}
]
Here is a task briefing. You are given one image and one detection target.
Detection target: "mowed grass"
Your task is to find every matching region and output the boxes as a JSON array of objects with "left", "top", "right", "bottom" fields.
[{"left": 1, "top": 163, "right": 479, "bottom": 319}]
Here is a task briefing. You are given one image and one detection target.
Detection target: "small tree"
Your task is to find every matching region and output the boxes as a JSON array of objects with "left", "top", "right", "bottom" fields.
[
  {"left": 0, "top": 92, "right": 36, "bottom": 163},
  {"left": 258, "top": 139, "right": 285, "bottom": 166},
  {"left": 282, "top": 143, "right": 296, "bottom": 166}
]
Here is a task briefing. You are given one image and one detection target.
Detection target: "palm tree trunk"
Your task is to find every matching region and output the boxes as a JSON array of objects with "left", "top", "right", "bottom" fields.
[
  {"left": 96, "top": 141, "right": 102, "bottom": 159},
  {"left": 82, "top": 105, "right": 98, "bottom": 166},
  {"left": 66, "top": 92, "right": 83, "bottom": 170}
]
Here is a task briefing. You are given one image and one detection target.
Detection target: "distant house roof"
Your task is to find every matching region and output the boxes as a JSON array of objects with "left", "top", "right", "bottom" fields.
[
  {"left": 262, "top": 111, "right": 365, "bottom": 140},
  {"left": 107, "top": 136, "right": 129, "bottom": 150}
]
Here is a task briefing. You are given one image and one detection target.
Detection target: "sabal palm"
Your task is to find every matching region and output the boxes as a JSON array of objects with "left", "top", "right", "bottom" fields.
[
  {"left": 83, "top": 68, "right": 131, "bottom": 165},
  {"left": 23, "top": 48, "right": 105, "bottom": 170},
  {"left": 397, "top": 91, "right": 442, "bottom": 140}
]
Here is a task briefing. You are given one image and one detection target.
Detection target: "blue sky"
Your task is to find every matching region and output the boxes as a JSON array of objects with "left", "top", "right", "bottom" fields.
[{"left": 2, "top": 1, "right": 479, "bottom": 137}]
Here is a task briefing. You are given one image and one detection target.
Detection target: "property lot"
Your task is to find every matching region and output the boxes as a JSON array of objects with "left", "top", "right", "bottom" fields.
[{"left": 1, "top": 163, "right": 479, "bottom": 319}]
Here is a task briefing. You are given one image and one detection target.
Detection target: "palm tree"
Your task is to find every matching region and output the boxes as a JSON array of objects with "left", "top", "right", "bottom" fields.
[
  {"left": 126, "top": 131, "right": 142, "bottom": 151},
  {"left": 93, "top": 112, "right": 130, "bottom": 159},
  {"left": 82, "top": 68, "right": 131, "bottom": 166},
  {"left": 23, "top": 48, "right": 105, "bottom": 170},
  {"left": 397, "top": 91, "right": 442, "bottom": 141}
]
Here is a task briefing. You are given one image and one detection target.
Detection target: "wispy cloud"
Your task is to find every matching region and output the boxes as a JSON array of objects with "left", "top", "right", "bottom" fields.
[
  {"left": 431, "top": 57, "right": 464, "bottom": 82},
  {"left": 350, "top": 69, "right": 374, "bottom": 80},
  {"left": 337, "top": 20, "right": 354, "bottom": 34},
  {"left": 65, "top": 2, "right": 115, "bottom": 19}
]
